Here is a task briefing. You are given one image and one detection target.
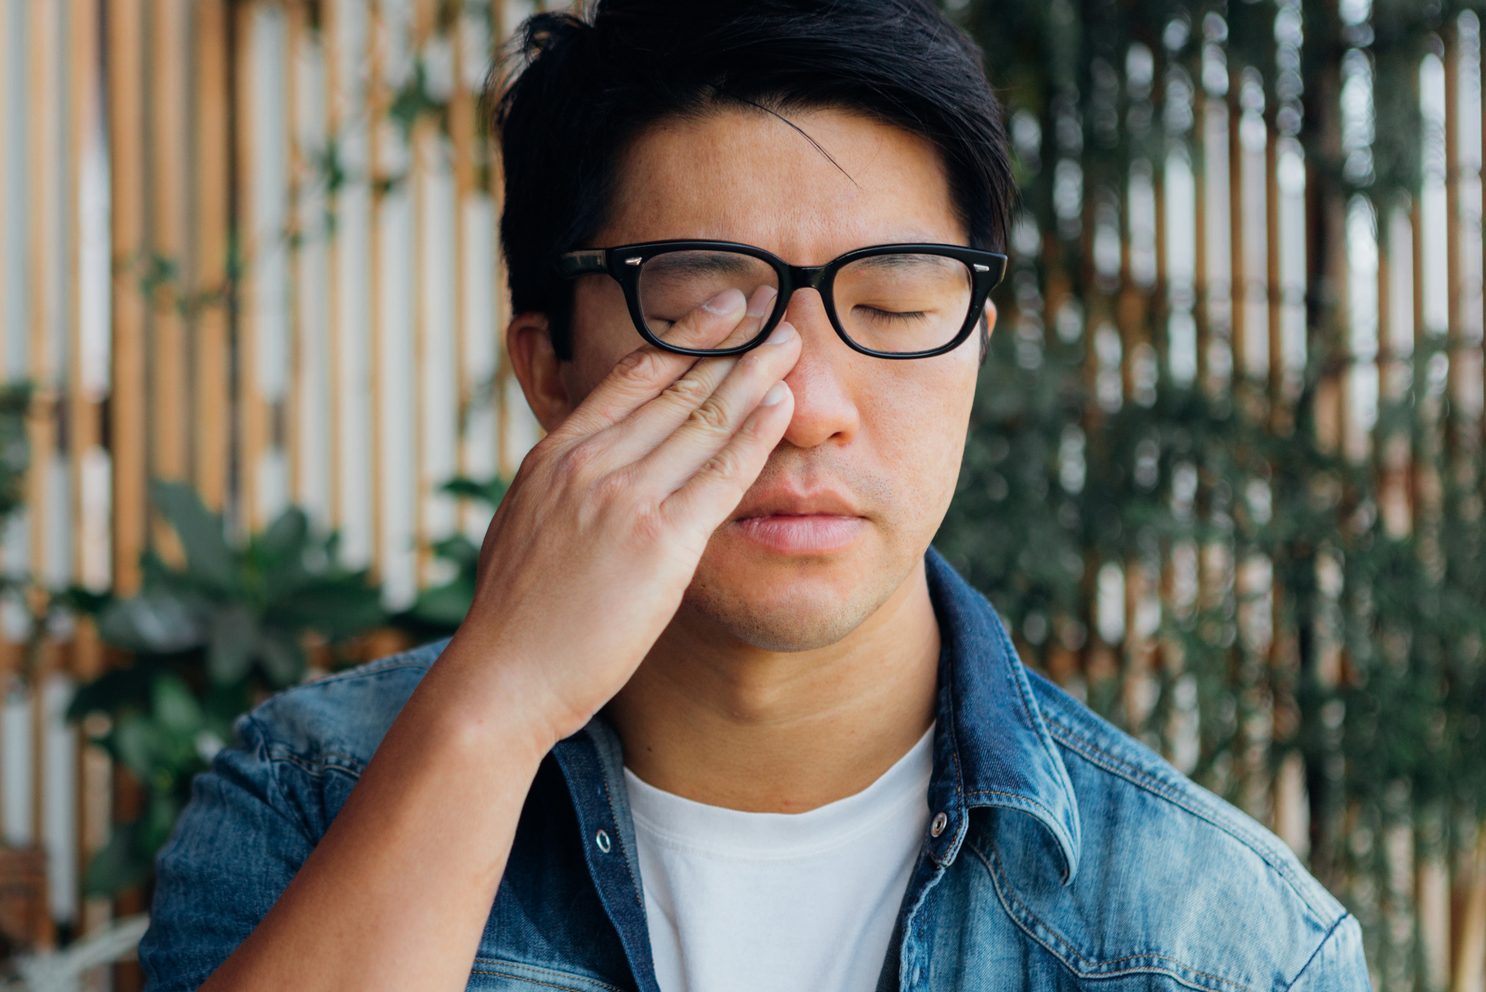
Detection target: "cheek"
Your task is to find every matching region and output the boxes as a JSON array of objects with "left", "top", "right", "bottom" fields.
[
  {"left": 570, "top": 281, "right": 646, "bottom": 393},
  {"left": 867, "top": 362, "right": 976, "bottom": 513}
]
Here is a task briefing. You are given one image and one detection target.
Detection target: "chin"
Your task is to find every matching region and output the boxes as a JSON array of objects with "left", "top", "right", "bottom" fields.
[{"left": 678, "top": 533, "right": 912, "bottom": 652}]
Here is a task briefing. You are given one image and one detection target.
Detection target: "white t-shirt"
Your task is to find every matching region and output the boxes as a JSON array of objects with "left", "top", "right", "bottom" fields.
[{"left": 621, "top": 721, "right": 936, "bottom": 992}]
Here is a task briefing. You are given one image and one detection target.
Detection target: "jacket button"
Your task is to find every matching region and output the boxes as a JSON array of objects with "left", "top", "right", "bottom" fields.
[
  {"left": 930, "top": 812, "right": 948, "bottom": 837},
  {"left": 595, "top": 828, "right": 612, "bottom": 853}
]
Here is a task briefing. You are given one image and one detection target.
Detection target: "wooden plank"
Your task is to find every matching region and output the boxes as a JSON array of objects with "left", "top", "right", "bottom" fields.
[
  {"left": 412, "top": 0, "right": 436, "bottom": 588},
  {"left": 366, "top": 0, "right": 386, "bottom": 586},
  {"left": 324, "top": 0, "right": 345, "bottom": 537},
  {"left": 285, "top": 0, "right": 307, "bottom": 506},
  {"left": 149, "top": 0, "right": 190, "bottom": 584},
  {"left": 107, "top": 0, "right": 149, "bottom": 598},
  {"left": 25, "top": 2, "right": 61, "bottom": 952},
  {"left": 233, "top": 0, "right": 269, "bottom": 534},
  {"left": 451, "top": 1, "right": 476, "bottom": 536},
  {"left": 195, "top": 0, "right": 232, "bottom": 523},
  {"left": 67, "top": 0, "right": 111, "bottom": 943}
]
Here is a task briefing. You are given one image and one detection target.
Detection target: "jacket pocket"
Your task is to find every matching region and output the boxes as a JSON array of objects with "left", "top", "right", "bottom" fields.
[{"left": 467, "top": 957, "right": 633, "bottom": 992}]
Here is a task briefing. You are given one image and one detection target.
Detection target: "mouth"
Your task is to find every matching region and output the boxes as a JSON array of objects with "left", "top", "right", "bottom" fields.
[{"left": 728, "top": 513, "right": 867, "bottom": 554}]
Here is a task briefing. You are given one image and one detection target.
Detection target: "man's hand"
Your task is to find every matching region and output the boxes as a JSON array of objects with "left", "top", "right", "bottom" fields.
[{"left": 453, "top": 284, "right": 800, "bottom": 749}]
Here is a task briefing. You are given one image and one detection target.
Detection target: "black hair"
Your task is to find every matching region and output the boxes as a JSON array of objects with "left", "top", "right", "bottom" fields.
[{"left": 482, "top": 0, "right": 1013, "bottom": 361}]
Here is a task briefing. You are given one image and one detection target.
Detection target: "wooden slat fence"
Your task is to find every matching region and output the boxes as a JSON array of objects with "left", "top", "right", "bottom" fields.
[{"left": 0, "top": 1, "right": 1482, "bottom": 989}]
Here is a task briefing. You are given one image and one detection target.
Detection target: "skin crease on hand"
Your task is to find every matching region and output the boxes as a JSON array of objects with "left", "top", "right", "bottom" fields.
[{"left": 504, "top": 103, "right": 998, "bottom": 814}]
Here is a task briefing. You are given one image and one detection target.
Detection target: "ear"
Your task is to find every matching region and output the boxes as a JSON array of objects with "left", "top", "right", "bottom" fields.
[
  {"left": 978, "top": 300, "right": 998, "bottom": 367},
  {"left": 506, "top": 311, "right": 577, "bottom": 433}
]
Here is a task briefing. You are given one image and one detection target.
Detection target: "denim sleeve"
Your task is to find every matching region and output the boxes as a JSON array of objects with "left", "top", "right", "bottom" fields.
[
  {"left": 137, "top": 711, "right": 316, "bottom": 992},
  {"left": 1287, "top": 913, "right": 1373, "bottom": 991}
]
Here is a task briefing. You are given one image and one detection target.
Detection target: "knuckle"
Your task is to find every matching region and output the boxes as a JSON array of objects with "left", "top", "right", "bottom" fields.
[
  {"left": 662, "top": 372, "right": 712, "bottom": 409},
  {"left": 685, "top": 396, "right": 732, "bottom": 435},
  {"left": 615, "top": 346, "right": 665, "bottom": 384},
  {"left": 590, "top": 469, "right": 633, "bottom": 508},
  {"left": 699, "top": 446, "right": 742, "bottom": 480},
  {"left": 556, "top": 437, "right": 603, "bottom": 480}
]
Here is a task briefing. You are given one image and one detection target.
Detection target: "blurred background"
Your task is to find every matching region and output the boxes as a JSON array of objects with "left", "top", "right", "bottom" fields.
[{"left": 0, "top": 0, "right": 1483, "bottom": 988}]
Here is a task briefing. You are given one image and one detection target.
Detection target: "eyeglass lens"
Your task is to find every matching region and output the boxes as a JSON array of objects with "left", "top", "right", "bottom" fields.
[{"left": 635, "top": 249, "right": 975, "bottom": 353}]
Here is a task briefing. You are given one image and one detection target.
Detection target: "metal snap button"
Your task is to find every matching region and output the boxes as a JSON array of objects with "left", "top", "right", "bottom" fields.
[
  {"left": 930, "top": 811, "right": 948, "bottom": 838},
  {"left": 595, "top": 828, "right": 612, "bottom": 853}
]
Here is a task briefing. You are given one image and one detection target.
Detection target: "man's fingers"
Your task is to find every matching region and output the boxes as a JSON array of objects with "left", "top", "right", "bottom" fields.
[
  {"left": 554, "top": 284, "right": 777, "bottom": 440},
  {"left": 660, "top": 380, "right": 794, "bottom": 534},
  {"left": 634, "top": 319, "right": 800, "bottom": 498}
]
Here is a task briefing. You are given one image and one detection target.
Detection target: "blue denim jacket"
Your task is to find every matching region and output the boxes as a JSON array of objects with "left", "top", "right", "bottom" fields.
[{"left": 139, "top": 545, "right": 1372, "bottom": 991}]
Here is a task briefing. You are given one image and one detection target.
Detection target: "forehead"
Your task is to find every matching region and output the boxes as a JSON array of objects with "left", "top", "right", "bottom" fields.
[{"left": 594, "top": 104, "right": 967, "bottom": 261}]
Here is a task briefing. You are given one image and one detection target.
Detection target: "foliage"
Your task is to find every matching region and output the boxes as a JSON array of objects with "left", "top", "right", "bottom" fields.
[
  {"left": 938, "top": 0, "right": 1486, "bottom": 978},
  {"left": 387, "top": 473, "right": 512, "bottom": 638},
  {"left": 63, "top": 479, "right": 387, "bottom": 895}
]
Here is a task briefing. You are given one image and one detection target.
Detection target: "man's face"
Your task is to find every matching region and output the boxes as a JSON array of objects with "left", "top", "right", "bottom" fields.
[{"left": 562, "top": 104, "right": 991, "bottom": 652}]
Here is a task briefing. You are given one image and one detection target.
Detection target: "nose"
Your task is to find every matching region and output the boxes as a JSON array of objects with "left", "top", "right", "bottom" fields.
[{"left": 774, "top": 287, "right": 861, "bottom": 449}]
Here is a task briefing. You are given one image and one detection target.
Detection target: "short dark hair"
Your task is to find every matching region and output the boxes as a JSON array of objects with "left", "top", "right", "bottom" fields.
[{"left": 483, "top": 0, "right": 1013, "bottom": 361}]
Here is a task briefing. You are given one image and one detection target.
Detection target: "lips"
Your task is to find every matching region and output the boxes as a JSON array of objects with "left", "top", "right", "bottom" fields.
[
  {"left": 730, "top": 513, "right": 867, "bottom": 554},
  {"left": 732, "top": 487, "right": 863, "bottom": 521}
]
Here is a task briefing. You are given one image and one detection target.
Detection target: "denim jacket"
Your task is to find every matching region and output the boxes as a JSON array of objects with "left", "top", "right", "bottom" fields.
[{"left": 139, "top": 544, "right": 1372, "bottom": 991}]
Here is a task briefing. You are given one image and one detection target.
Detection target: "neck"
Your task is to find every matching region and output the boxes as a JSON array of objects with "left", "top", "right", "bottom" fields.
[{"left": 601, "top": 558, "right": 940, "bottom": 813}]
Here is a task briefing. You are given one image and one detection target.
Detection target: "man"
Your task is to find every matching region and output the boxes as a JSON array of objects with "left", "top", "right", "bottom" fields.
[{"left": 139, "top": 1, "right": 1372, "bottom": 989}]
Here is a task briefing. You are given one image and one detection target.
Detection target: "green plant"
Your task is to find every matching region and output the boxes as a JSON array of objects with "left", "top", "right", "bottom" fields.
[
  {"left": 64, "top": 479, "right": 388, "bottom": 895},
  {"left": 387, "top": 473, "right": 512, "bottom": 638}
]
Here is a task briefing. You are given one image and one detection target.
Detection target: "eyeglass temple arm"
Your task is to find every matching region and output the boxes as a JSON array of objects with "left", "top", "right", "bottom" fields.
[{"left": 557, "top": 250, "right": 609, "bottom": 277}]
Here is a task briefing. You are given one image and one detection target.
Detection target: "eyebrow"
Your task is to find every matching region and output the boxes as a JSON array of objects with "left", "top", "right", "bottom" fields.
[{"left": 642, "top": 251, "right": 763, "bottom": 277}]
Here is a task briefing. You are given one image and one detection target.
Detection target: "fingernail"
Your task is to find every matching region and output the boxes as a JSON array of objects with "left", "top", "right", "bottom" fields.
[
  {"left": 767, "top": 322, "right": 798, "bottom": 346},
  {"left": 746, "top": 286, "right": 779, "bottom": 318},
  {"left": 761, "top": 381, "right": 790, "bottom": 406},
  {"left": 702, "top": 288, "right": 746, "bottom": 315}
]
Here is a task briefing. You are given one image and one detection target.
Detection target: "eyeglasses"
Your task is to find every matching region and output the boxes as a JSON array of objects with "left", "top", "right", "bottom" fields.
[{"left": 557, "top": 239, "right": 1008, "bottom": 360}]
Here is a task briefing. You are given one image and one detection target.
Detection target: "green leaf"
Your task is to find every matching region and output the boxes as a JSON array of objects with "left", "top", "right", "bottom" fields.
[
  {"left": 438, "top": 474, "right": 510, "bottom": 508},
  {"left": 257, "top": 629, "right": 304, "bottom": 686},
  {"left": 258, "top": 506, "right": 309, "bottom": 565},
  {"left": 429, "top": 534, "right": 479, "bottom": 571},
  {"left": 82, "top": 827, "right": 152, "bottom": 896},
  {"left": 112, "top": 712, "right": 162, "bottom": 778},
  {"left": 150, "top": 478, "right": 237, "bottom": 591},
  {"left": 207, "top": 603, "right": 258, "bottom": 684},
  {"left": 153, "top": 674, "right": 204, "bottom": 735},
  {"left": 97, "top": 590, "right": 207, "bottom": 653},
  {"left": 405, "top": 579, "right": 476, "bottom": 629}
]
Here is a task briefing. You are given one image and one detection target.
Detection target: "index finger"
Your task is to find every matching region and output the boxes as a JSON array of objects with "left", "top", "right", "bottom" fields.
[{"left": 553, "top": 283, "right": 778, "bottom": 439}]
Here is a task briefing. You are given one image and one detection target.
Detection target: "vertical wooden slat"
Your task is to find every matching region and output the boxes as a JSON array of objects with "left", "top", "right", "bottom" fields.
[
  {"left": 365, "top": 0, "right": 387, "bottom": 587},
  {"left": 284, "top": 0, "right": 309, "bottom": 509},
  {"left": 412, "top": 0, "right": 436, "bottom": 587},
  {"left": 196, "top": 0, "right": 232, "bottom": 523},
  {"left": 67, "top": 0, "right": 112, "bottom": 945},
  {"left": 324, "top": 0, "right": 346, "bottom": 537},
  {"left": 235, "top": 0, "right": 268, "bottom": 534},
  {"left": 150, "top": 0, "right": 189, "bottom": 518},
  {"left": 108, "top": 1, "right": 148, "bottom": 599},
  {"left": 106, "top": 3, "right": 153, "bottom": 983},
  {"left": 24, "top": 0, "right": 61, "bottom": 951},
  {"left": 451, "top": 1, "right": 476, "bottom": 535}
]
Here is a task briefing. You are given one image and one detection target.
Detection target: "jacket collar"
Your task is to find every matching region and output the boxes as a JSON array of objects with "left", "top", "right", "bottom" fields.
[
  {"left": 554, "top": 543, "right": 1084, "bottom": 924},
  {"left": 920, "top": 543, "right": 1082, "bottom": 885}
]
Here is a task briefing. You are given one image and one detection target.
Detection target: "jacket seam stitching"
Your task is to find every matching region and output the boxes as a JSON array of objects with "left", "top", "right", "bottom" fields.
[
  {"left": 244, "top": 713, "right": 318, "bottom": 841},
  {"left": 1042, "top": 714, "right": 1329, "bottom": 924},
  {"left": 1282, "top": 912, "right": 1352, "bottom": 991},
  {"left": 470, "top": 958, "right": 629, "bottom": 992},
  {"left": 266, "top": 746, "right": 367, "bottom": 779},
  {"left": 970, "top": 834, "right": 1256, "bottom": 992},
  {"left": 466, "top": 966, "right": 621, "bottom": 992}
]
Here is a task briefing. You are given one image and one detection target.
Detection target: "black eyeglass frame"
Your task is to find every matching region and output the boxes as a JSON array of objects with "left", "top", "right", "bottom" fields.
[{"left": 557, "top": 239, "right": 1009, "bottom": 360}]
